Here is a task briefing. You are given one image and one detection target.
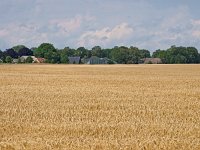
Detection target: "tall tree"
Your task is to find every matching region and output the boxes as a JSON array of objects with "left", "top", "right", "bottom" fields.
[
  {"left": 60, "top": 49, "right": 69, "bottom": 63},
  {"left": 139, "top": 49, "right": 151, "bottom": 58},
  {"left": 18, "top": 47, "right": 33, "bottom": 56},
  {"left": 92, "top": 46, "right": 104, "bottom": 57},
  {"left": 186, "top": 47, "right": 199, "bottom": 63},
  {"left": 77, "top": 47, "right": 88, "bottom": 58},
  {"left": 34, "top": 43, "right": 56, "bottom": 58},
  {"left": 44, "top": 51, "right": 60, "bottom": 64},
  {"left": 26, "top": 56, "right": 33, "bottom": 63},
  {"left": 0, "top": 50, "right": 3, "bottom": 59},
  {"left": 5, "top": 56, "right": 12, "bottom": 63},
  {"left": 12, "top": 45, "right": 26, "bottom": 53},
  {"left": 129, "top": 46, "right": 140, "bottom": 64},
  {"left": 111, "top": 46, "right": 128, "bottom": 64},
  {"left": 4, "top": 48, "right": 18, "bottom": 58}
]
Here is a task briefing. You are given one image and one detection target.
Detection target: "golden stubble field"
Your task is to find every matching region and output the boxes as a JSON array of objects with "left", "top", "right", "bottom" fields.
[{"left": 0, "top": 64, "right": 200, "bottom": 150}]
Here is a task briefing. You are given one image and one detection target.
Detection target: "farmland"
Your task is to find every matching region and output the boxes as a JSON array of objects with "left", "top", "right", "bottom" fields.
[{"left": 0, "top": 64, "right": 200, "bottom": 149}]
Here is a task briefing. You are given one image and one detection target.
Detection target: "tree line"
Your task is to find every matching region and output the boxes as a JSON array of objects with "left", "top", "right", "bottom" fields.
[{"left": 0, "top": 43, "right": 200, "bottom": 64}]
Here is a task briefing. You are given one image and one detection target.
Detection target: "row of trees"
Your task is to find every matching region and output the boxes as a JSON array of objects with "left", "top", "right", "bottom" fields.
[
  {"left": 0, "top": 43, "right": 200, "bottom": 64},
  {"left": 152, "top": 46, "right": 200, "bottom": 64}
]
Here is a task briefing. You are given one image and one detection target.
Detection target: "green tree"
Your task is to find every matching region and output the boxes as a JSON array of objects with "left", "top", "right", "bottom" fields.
[
  {"left": 102, "top": 48, "right": 112, "bottom": 58},
  {"left": 63, "top": 47, "right": 74, "bottom": 56},
  {"left": 92, "top": 46, "right": 105, "bottom": 57},
  {"left": 12, "top": 45, "right": 26, "bottom": 52},
  {"left": 86, "top": 50, "right": 92, "bottom": 58},
  {"left": 175, "top": 54, "right": 186, "bottom": 64},
  {"left": 5, "top": 56, "right": 12, "bottom": 63},
  {"left": 4, "top": 48, "right": 18, "bottom": 58},
  {"left": 60, "top": 49, "right": 69, "bottom": 64},
  {"left": 139, "top": 49, "right": 151, "bottom": 58},
  {"left": 26, "top": 56, "right": 33, "bottom": 63},
  {"left": 152, "top": 49, "right": 167, "bottom": 63},
  {"left": 18, "top": 47, "right": 33, "bottom": 56},
  {"left": 34, "top": 43, "right": 56, "bottom": 58},
  {"left": 0, "top": 50, "right": 3, "bottom": 59},
  {"left": 44, "top": 51, "right": 60, "bottom": 64},
  {"left": 186, "top": 47, "right": 199, "bottom": 63},
  {"left": 77, "top": 47, "right": 88, "bottom": 58},
  {"left": 107, "top": 59, "right": 115, "bottom": 64},
  {"left": 129, "top": 46, "right": 140, "bottom": 64},
  {"left": 111, "top": 46, "right": 128, "bottom": 64}
]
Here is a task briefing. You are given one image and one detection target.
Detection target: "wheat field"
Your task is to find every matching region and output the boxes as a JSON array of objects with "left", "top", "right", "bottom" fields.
[{"left": 0, "top": 64, "right": 200, "bottom": 150}]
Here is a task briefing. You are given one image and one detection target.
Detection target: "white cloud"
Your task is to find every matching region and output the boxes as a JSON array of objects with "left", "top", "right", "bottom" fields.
[
  {"left": 0, "top": 14, "right": 96, "bottom": 49},
  {"left": 0, "top": 23, "right": 49, "bottom": 48},
  {"left": 191, "top": 20, "right": 200, "bottom": 26},
  {"left": 49, "top": 15, "right": 95, "bottom": 36},
  {"left": 192, "top": 30, "right": 200, "bottom": 37},
  {"left": 131, "top": 6, "right": 200, "bottom": 50},
  {"left": 78, "top": 23, "right": 133, "bottom": 47},
  {"left": 50, "top": 16, "right": 82, "bottom": 34},
  {"left": 1, "top": 1, "right": 200, "bottom": 51},
  {"left": 0, "top": 29, "right": 8, "bottom": 37}
]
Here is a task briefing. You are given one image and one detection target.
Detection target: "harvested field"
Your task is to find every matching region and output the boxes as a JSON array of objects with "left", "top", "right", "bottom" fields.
[{"left": 0, "top": 64, "right": 200, "bottom": 149}]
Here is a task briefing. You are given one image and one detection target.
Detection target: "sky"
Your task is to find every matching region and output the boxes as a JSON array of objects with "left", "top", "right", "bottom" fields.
[{"left": 0, "top": 0, "right": 200, "bottom": 51}]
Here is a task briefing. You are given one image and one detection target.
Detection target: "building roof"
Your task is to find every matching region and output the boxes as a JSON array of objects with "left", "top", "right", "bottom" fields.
[
  {"left": 68, "top": 57, "right": 80, "bottom": 64},
  {"left": 21, "top": 56, "right": 36, "bottom": 59},
  {"left": 12, "top": 59, "right": 19, "bottom": 63},
  {"left": 37, "top": 58, "right": 45, "bottom": 63},
  {"left": 142, "top": 58, "right": 162, "bottom": 64},
  {"left": 20, "top": 56, "right": 38, "bottom": 63}
]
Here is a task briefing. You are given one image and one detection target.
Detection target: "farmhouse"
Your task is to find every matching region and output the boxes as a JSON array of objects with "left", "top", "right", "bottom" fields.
[
  {"left": 12, "top": 59, "right": 19, "bottom": 64},
  {"left": 20, "top": 56, "right": 45, "bottom": 63},
  {"left": 37, "top": 58, "right": 46, "bottom": 63},
  {"left": 141, "top": 58, "right": 162, "bottom": 64},
  {"left": 82, "top": 56, "right": 116, "bottom": 64},
  {"left": 86, "top": 56, "right": 100, "bottom": 64},
  {"left": 68, "top": 57, "right": 80, "bottom": 64}
]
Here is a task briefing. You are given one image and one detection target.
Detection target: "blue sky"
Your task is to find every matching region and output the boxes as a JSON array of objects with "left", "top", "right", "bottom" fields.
[{"left": 0, "top": 0, "right": 200, "bottom": 51}]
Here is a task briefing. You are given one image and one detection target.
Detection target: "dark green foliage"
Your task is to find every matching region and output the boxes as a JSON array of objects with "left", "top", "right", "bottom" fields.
[
  {"left": 4, "top": 48, "right": 18, "bottom": 58},
  {"left": 139, "top": 49, "right": 151, "bottom": 58},
  {"left": 0, "top": 43, "right": 200, "bottom": 64},
  {"left": 34, "top": 43, "right": 56, "bottom": 58},
  {"left": 5, "top": 56, "right": 12, "bottom": 63},
  {"left": 76, "top": 47, "right": 88, "bottom": 58},
  {"left": 60, "top": 49, "right": 69, "bottom": 64},
  {"left": 110, "top": 46, "right": 149, "bottom": 64},
  {"left": 152, "top": 46, "right": 200, "bottom": 64},
  {"left": 18, "top": 47, "right": 33, "bottom": 57},
  {"left": 107, "top": 59, "right": 115, "bottom": 64},
  {"left": 0, "top": 50, "right": 3, "bottom": 59},
  {"left": 92, "top": 46, "right": 106, "bottom": 58},
  {"left": 26, "top": 56, "right": 33, "bottom": 63},
  {"left": 12, "top": 45, "right": 26, "bottom": 52},
  {"left": 44, "top": 51, "right": 60, "bottom": 64}
]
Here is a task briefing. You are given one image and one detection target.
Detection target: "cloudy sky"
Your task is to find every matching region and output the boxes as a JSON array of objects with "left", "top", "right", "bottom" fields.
[{"left": 0, "top": 0, "right": 200, "bottom": 51}]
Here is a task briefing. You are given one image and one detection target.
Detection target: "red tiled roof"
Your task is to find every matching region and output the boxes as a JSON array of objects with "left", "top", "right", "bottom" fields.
[{"left": 37, "top": 58, "right": 45, "bottom": 63}]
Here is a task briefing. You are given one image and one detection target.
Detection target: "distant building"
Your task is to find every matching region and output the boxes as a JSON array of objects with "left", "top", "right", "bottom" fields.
[
  {"left": 20, "top": 56, "right": 45, "bottom": 63},
  {"left": 87, "top": 56, "right": 100, "bottom": 64},
  {"left": 20, "top": 56, "right": 36, "bottom": 63},
  {"left": 36, "top": 58, "right": 46, "bottom": 63},
  {"left": 141, "top": 58, "right": 162, "bottom": 64},
  {"left": 12, "top": 59, "right": 19, "bottom": 64},
  {"left": 82, "top": 56, "right": 117, "bottom": 64},
  {"left": 68, "top": 57, "right": 80, "bottom": 64}
]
